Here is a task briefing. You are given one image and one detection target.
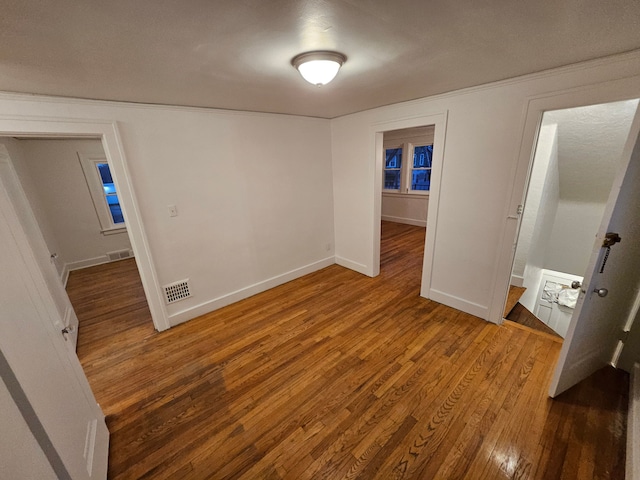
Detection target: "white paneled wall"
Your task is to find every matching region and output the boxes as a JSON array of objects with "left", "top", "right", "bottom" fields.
[
  {"left": 0, "top": 98, "right": 335, "bottom": 327},
  {"left": 0, "top": 53, "right": 639, "bottom": 328},
  {"left": 331, "top": 52, "right": 640, "bottom": 322}
]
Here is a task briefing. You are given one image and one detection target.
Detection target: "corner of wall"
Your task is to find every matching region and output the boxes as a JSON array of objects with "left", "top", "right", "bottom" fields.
[{"left": 334, "top": 256, "right": 371, "bottom": 277}]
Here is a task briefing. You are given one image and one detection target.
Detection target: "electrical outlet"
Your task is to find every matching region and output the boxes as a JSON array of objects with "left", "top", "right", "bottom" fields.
[
  {"left": 325, "top": 243, "right": 332, "bottom": 252},
  {"left": 168, "top": 205, "right": 178, "bottom": 217}
]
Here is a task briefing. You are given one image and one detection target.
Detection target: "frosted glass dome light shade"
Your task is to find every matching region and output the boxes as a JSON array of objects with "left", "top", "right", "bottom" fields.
[{"left": 292, "top": 51, "right": 346, "bottom": 86}]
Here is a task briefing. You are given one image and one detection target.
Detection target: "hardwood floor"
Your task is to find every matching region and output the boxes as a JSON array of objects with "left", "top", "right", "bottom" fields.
[
  {"left": 503, "top": 286, "right": 562, "bottom": 338},
  {"left": 506, "top": 303, "right": 563, "bottom": 339},
  {"left": 503, "top": 285, "right": 526, "bottom": 318},
  {"left": 67, "top": 221, "right": 628, "bottom": 479}
]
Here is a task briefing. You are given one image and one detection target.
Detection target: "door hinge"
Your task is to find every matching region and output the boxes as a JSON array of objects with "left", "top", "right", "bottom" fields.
[
  {"left": 508, "top": 205, "right": 524, "bottom": 220},
  {"left": 620, "top": 330, "right": 630, "bottom": 343}
]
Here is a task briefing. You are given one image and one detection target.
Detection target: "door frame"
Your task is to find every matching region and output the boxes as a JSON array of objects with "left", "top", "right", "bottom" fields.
[
  {"left": 370, "top": 111, "right": 448, "bottom": 300},
  {"left": 489, "top": 74, "right": 640, "bottom": 325},
  {"left": 0, "top": 116, "right": 170, "bottom": 331}
]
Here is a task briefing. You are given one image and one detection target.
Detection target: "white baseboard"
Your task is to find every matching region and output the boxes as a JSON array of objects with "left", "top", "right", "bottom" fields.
[
  {"left": 510, "top": 275, "right": 525, "bottom": 287},
  {"left": 168, "top": 256, "right": 336, "bottom": 327},
  {"left": 62, "top": 254, "right": 137, "bottom": 286},
  {"left": 335, "top": 256, "right": 370, "bottom": 276},
  {"left": 62, "top": 256, "right": 109, "bottom": 286},
  {"left": 629, "top": 363, "right": 640, "bottom": 480},
  {"left": 381, "top": 215, "right": 427, "bottom": 228},
  {"left": 65, "top": 255, "right": 110, "bottom": 273},
  {"left": 425, "top": 288, "right": 490, "bottom": 321}
]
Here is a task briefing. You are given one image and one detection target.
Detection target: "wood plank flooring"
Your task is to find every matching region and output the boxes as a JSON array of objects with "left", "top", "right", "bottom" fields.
[
  {"left": 67, "top": 221, "right": 628, "bottom": 479},
  {"left": 503, "top": 285, "right": 526, "bottom": 318},
  {"left": 506, "top": 303, "right": 563, "bottom": 339}
]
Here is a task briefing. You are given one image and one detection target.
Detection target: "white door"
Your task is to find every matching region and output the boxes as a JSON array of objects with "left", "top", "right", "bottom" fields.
[
  {"left": 0, "top": 144, "right": 79, "bottom": 350},
  {"left": 0, "top": 177, "right": 108, "bottom": 478},
  {"left": 549, "top": 108, "right": 640, "bottom": 397},
  {"left": 533, "top": 270, "right": 583, "bottom": 338}
]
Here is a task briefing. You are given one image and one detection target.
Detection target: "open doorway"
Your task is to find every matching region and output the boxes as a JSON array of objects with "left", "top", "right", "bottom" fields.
[
  {"left": 504, "top": 99, "right": 639, "bottom": 337},
  {"left": 371, "top": 112, "right": 447, "bottom": 306},
  {"left": 378, "top": 126, "right": 433, "bottom": 277},
  {"left": 381, "top": 126, "right": 433, "bottom": 227},
  {"left": 0, "top": 136, "right": 156, "bottom": 354},
  {"left": 3, "top": 138, "right": 135, "bottom": 280}
]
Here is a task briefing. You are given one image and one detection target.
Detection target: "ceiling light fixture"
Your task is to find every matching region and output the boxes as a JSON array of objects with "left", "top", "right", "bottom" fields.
[{"left": 291, "top": 51, "right": 347, "bottom": 86}]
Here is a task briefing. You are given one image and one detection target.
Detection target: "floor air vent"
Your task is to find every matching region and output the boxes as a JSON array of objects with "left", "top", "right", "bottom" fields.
[
  {"left": 164, "top": 279, "right": 191, "bottom": 304},
  {"left": 107, "top": 249, "right": 133, "bottom": 261}
]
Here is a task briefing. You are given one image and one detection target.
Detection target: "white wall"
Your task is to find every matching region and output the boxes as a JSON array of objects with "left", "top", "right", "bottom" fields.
[
  {"left": 381, "top": 193, "right": 428, "bottom": 227},
  {"left": 513, "top": 123, "right": 559, "bottom": 283},
  {"left": 0, "top": 376, "right": 57, "bottom": 480},
  {"left": 0, "top": 54, "right": 639, "bottom": 327},
  {"left": 518, "top": 124, "right": 560, "bottom": 312},
  {"left": 544, "top": 200, "right": 606, "bottom": 275},
  {"left": 1, "top": 138, "right": 64, "bottom": 273},
  {"left": 0, "top": 98, "right": 335, "bottom": 327},
  {"left": 331, "top": 51, "right": 640, "bottom": 321},
  {"left": 540, "top": 100, "right": 637, "bottom": 277},
  {"left": 2, "top": 138, "right": 133, "bottom": 278}
]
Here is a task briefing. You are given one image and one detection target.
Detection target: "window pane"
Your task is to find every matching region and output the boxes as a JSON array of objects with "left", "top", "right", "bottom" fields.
[
  {"left": 385, "top": 148, "right": 402, "bottom": 169},
  {"left": 384, "top": 170, "right": 401, "bottom": 190},
  {"left": 411, "top": 169, "right": 431, "bottom": 191},
  {"left": 97, "top": 163, "right": 117, "bottom": 194},
  {"left": 98, "top": 163, "right": 124, "bottom": 224},
  {"left": 105, "top": 194, "right": 120, "bottom": 206},
  {"left": 413, "top": 145, "right": 433, "bottom": 168},
  {"left": 97, "top": 163, "right": 113, "bottom": 184},
  {"left": 106, "top": 194, "right": 124, "bottom": 224}
]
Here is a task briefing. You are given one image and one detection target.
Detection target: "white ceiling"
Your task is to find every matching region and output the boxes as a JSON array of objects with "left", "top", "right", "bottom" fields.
[
  {"left": 2, "top": 0, "right": 640, "bottom": 118},
  {"left": 543, "top": 99, "right": 639, "bottom": 203}
]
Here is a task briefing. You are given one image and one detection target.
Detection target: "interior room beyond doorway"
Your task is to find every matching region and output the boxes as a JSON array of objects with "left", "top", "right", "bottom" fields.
[
  {"left": 381, "top": 125, "right": 434, "bottom": 228},
  {"left": 506, "top": 98, "right": 639, "bottom": 338}
]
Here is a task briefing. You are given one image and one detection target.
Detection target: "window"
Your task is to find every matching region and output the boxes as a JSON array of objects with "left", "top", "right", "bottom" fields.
[
  {"left": 96, "top": 163, "right": 124, "bottom": 224},
  {"left": 79, "top": 154, "right": 126, "bottom": 233},
  {"left": 382, "top": 126, "right": 435, "bottom": 195},
  {"left": 384, "top": 148, "right": 403, "bottom": 190},
  {"left": 411, "top": 145, "right": 433, "bottom": 191}
]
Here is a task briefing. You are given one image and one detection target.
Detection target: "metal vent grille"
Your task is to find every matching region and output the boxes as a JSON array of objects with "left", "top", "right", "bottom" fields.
[
  {"left": 164, "top": 279, "right": 191, "bottom": 304},
  {"left": 107, "top": 249, "right": 133, "bottom": 261}
]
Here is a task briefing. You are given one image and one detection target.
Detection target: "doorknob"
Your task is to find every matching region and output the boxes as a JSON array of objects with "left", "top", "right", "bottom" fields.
[{"left": 593, "top": 288, "right": 608, "bottom": 297}]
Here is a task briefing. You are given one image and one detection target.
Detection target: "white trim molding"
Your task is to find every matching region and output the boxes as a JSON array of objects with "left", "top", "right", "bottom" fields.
[
  {"left": 428, "top": 289, "right": 490, "bottom": 321},
  {"left": 370, "top": 111, "right": 449, "bottom": 298},
  {"left": 0, "top": 115, "right": 170, "bottom": 331},
  {"left": 77, "top": 152, "right": 124, "bottom": 232},
  {"left": 381, "top": 215, "right": 426, "bottom": 228},
  {"left": 335, "top": 256, "right": 369, "bottom": 276}
]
